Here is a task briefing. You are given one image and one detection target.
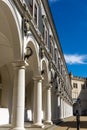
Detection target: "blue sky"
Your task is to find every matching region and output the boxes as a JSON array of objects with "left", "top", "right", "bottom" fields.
[{"left": 48, "top": 0, "right": 87, "bottom": 77}]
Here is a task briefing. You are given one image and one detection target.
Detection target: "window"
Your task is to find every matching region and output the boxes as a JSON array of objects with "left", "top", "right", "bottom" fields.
[
  {"left": 54, "top": 48, "right": 57, "bottom": 64},
  {"left": 61, "top": 65, "right": 62, "bottom": 74},
  {"left": 73, "top": 83, "right": 78, "bottom": 88},
  {"left": 58, "top": 57, "right": 60, "bottom": 71},
  {"left": 81, "top": 84, "right": 85, "bottom": 89},
  {"left": 43, "top": 24, "right": 48, "bottom": 46},
  {"left": 42, "top": 15, "right": 49, "bottom": 48},
  {"left": 48, "top": 36, "right": 51, "bottom": 52},
  {"left": 34, "top": 3, "right": 37, "bottom": 25},
  {"left": 59, "top": 78, "right": 61, "bottom": 84},
  {"left": 45, "top": 29, "right": 48, "bottom": 46},
  {"left": 52, "top": 44, "right": 54, "bottom": 59},
  {"left": 49, "top": 39, "right": 52, "bottom": 54},
  {"left": 43, "top": 23, "right": 45, "bottom": 39},
  {"left": 29, "top": 0, "right": 33, "bottom": 15},
  {"left": 49, "top": 39, "right": 53, "bottom": 58},
  {"left": 33, "top": 1, "right": 39, "bottom": 26}
]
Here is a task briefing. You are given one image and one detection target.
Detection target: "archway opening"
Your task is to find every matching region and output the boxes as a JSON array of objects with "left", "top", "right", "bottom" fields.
[
  {"left": 0, "top": 0, "right": 21, "bottom": 125},
  {"left": 25, "top": 40, "right": 39, "bottom": 122}
]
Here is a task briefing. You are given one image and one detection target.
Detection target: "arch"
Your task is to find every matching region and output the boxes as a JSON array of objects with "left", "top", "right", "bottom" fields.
[
  {"left": 0, "top": 0, "right": 22, "bottom": 125},
  {"left": 0, "top": 0, "right": 22, "bottom": 62},
  {"left": 25, "top": 37, "right": 40, "bottom": 75},
  {"left": 24, "top": 37, "right": 41, "bottom": 122}
]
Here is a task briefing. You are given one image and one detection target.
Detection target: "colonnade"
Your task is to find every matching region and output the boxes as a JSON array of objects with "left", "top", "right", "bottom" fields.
[
  {"left": 0, "top": 0, "right": 73, "bottom": 129},
  {"left": 60, "top": 98, "right": 73, "bottom": 119},
  {"left": 10, "top": 61, "right": 52, "bottom": 130},
  {"left": 51, "top": 94, "right": 72, "bottom": 124}
]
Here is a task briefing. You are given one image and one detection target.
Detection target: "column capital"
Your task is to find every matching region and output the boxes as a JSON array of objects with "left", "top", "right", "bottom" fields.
[
  {"left": 33, "top": 75, "right": 44, "bottom": 81},
  {"left": 12, "top": 60, "right": 29, "bottom": 69},
  {"left": 46, "top": 84, "right": 52, "bottom": 89}
]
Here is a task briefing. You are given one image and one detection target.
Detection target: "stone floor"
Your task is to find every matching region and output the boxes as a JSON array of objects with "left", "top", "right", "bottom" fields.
[
  {"left": 54, "top": 116, "right": 87, "bottom": 130},
  {"left": 0, "top": 123, "right": 57, "bottom": 130},
  {"left": 1, "top": 116, "right": 87, "bottom": 130}
]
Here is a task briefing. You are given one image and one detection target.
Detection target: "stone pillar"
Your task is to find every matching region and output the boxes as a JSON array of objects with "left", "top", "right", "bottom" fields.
[
  {"left": 58, "top": 96, "right": 60, "bottom": 119},
  {"left": 11, "top": 61, "right": 26, "bottom": 130},
  {"left": 61, "top": 98, "right": 63, "bottom": 119},
  {"left": 63, "top": 99, "right": 64, "bottom": 119},
  {"left": 44, "top": 85, "right": 52, "bottom": 125},
  {"left": 33, "top": 75, "right": 43, "bottom": 127},
  {"left": 63, "top": 101, "right": 65, "bottom": 118},
  {"left": 62, "top": 99, "right": 64, "bottom": 119}
]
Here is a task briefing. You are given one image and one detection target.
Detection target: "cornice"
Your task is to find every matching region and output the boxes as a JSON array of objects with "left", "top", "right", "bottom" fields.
[
  {"left": 71, "top": 76, "right": 87, "bottom": 82},
  {"left": 41, "top": 0, "right": 68, "bottom": 74}
]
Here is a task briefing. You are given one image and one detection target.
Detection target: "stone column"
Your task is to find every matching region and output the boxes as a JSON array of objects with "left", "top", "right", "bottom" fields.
[
  {"left": 33, "top": 75, "right": 43, "bottom": 127},
  {"left": 63, "top": 99, "right": 64, "bottom": 119},
  {"left": 63, "top": 101, "right": 65, "bottom": 118},
  {"left": 44, "top": 85, "right": 52, "bottom": 124},
  {"left": 58, "top": 96, "right": 60, "bottom": 119},
  {"left": 11, "top": 61, "right": 26, "bottom": 130},
  {"left": 60, "top": 98, "right": 63, "bottom": 119}
]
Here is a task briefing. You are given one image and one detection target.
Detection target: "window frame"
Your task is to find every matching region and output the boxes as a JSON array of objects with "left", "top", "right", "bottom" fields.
[
  {"left": 73, "top": 83, "right": 78, "bottom": 88},
  {"left": 33, "top": 0, "right": 39, "bottom": 27}
]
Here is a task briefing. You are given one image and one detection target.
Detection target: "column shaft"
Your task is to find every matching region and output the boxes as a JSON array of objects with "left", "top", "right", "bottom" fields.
[
  {"left": 33, "top": 76, "right": 43, "bottom": 127},
  {"left": 11, "top": 62, "right": 25, "bottom": 130},
  {"left": 44, "top": 86, "right": 52, "bottom": 124}
]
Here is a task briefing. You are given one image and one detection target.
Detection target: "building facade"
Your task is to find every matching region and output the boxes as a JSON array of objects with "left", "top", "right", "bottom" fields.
[
  {"left": 0, "top": 0, "right": 72, "bottom": 129},
  {"left": 70, "top": 73, "right": 87, "bottom": 115}
]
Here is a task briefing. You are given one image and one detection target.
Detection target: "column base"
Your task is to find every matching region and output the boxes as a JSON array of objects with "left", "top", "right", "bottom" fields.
[
  {"left": 44, "top": 120, "right": 53, "bottom": 125},
  {"left": 11, "top": 127, "right": 26, "bottom": 130},
  {"left": 32, "top": 123, "right": 44, "bottom": 128}
]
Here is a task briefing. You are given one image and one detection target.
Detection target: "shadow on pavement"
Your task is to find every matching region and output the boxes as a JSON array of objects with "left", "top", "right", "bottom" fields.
[
  {"left": 80, "top": 121, "right": 87, "bottom": 128},
  {"left": 59, "top": 120, "right": 76, "bottom": 128},
  {"left": 58, "top": 120, "right": 87, "bottom": 129}
]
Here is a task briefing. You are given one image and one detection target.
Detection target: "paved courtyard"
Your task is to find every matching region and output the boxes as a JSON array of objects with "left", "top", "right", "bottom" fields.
[
  {"left": 0, "top": 116, "right": 87, "bottom": 130},
  {"left": 54, "top": 116, "right": 87, "bottom": 130}
]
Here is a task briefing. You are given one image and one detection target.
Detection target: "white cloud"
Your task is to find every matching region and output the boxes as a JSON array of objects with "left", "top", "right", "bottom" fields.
[{"left": 64, "top": 54, "right": 87, "bottom": 65}]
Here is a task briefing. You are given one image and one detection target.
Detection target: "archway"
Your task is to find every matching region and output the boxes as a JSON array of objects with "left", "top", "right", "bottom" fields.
[
  {"left": 0, "top": 0, "right": 22, "bottom": 125},
  {"left": 24, "top": 38, "right": 40, "bottom": 122}
]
